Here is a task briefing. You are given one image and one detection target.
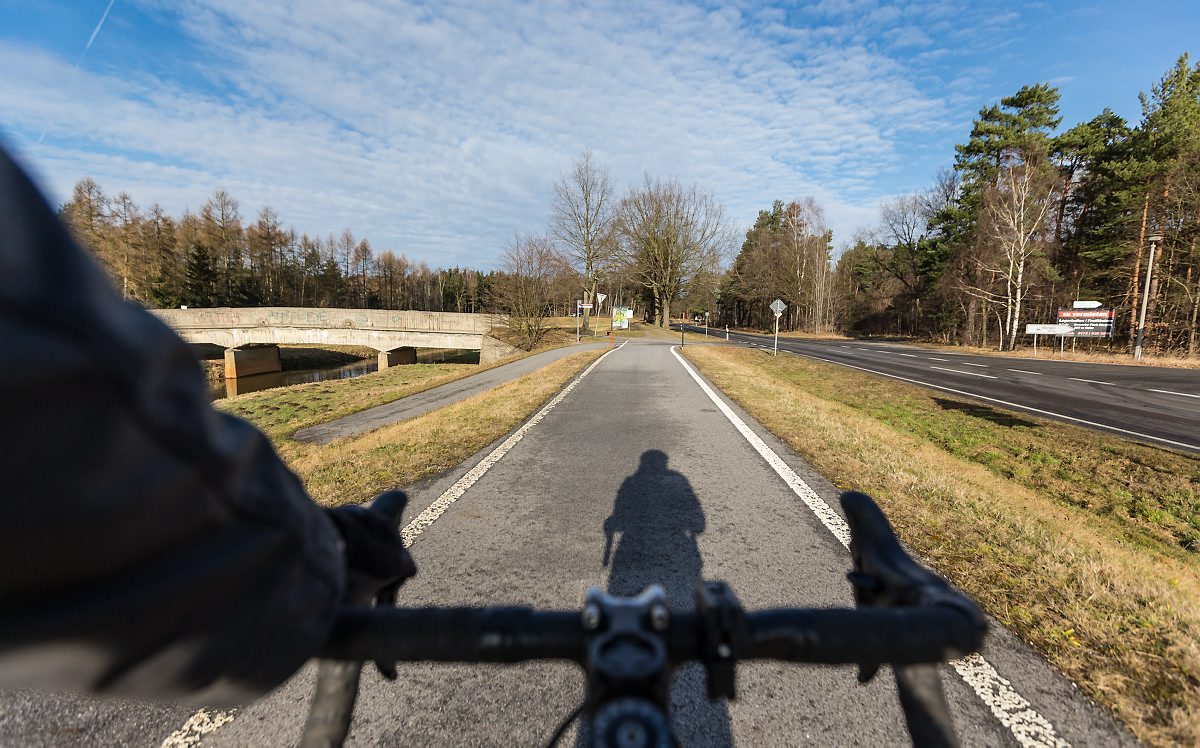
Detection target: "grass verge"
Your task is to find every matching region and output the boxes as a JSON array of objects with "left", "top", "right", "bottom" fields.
[
  {"left": 682, "top": 345, "right": 1200, "bottom": 746},
  {"left": 225, "top": 349, "right": 605, "bottom": 507}
]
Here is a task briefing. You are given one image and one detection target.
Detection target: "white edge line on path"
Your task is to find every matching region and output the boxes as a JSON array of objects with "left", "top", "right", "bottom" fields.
[
  {"left": 1148, "top": 388, "right": 1200, "bottom": 399},
  {"left": 781, "top": 349, "right": 1200, "bottom": 453},
  {"left": 160, "top": 708, "right": 237, "bottom": 747},
  {"left": 670, "top": 346, "right": 1070, "bottom": 748},
  {"left": 162, "top": 342, "right": 626, "bottom": 748}
]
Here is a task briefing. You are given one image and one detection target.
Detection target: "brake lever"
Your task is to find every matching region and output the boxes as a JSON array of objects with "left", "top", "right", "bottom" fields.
[{"left": 840, "top": 491, "right": 979, "bottom": 747}]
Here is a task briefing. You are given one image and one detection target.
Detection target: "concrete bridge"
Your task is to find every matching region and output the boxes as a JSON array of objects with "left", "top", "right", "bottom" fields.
[{"left": 152, "top": 307, "right": 519, "bottom": 377}]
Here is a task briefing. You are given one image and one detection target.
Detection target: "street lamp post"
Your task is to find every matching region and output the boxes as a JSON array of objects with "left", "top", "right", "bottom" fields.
[{"left": 1134, "top": 234, "right": 1163, "bottom": 361}]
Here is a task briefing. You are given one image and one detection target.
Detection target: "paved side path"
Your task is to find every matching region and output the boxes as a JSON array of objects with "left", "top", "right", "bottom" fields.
[{"left": 293, "top": 342, "right": 608, "bottom": 444}]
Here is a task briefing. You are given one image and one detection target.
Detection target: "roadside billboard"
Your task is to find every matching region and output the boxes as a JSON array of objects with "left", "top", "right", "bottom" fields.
[
  {"left": 1057, "top": 308, "right": 1115, "bottom": 338},
  {"left": 612, "top": 306, "right": 632, "bottom": 330}
]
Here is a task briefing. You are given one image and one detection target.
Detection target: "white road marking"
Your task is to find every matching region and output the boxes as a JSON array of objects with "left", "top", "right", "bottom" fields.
[
  {"left": 401, "top": 342, "right": 624, "bottom": 546},
  {"left": 1148, "top": 388, "right": 1200, "bottom": 399},
  {"left": 930, "top": 357, "right": 950, "bottom": 362},
  {"left": 930, "top": 366, "right": 998, "bottom": 379},
  {"left": 897, "top": 353, "right": 918, "bottom": 357},
  {"left": 671, "top": 346, "right": 1069, "bottom": 747},
  {"left": 1008, "top": 369, "right": 1043, "bottom": 375},
  {"left": 164, "top": 343, "right": 626, "bottom": 745},
  {"left": 778, "top": 350, "right": 1200, "bottom": 452},
  {"left": 1069, "top": 377, "right": 1114, "bottom": 386},
  {"left": 160, "top": 709, "right": 236, "bottom": 748},
  {"left": 960, "top": 362, "right": 989, "bottom": 368},
  {"left": 952, "top": 655, "right": 1071, "bottom": 748}
]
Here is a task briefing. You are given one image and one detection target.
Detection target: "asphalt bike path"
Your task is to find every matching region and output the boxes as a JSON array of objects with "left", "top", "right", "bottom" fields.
[
  {"left": 686, "top": 326, "right": 1200, "bottom": 454},
  {"left": 200, "top": 339, "right": 1126, "bottom": 746},
  {"left": 294, "top": 342, "right": 610, "bottom": 445}
]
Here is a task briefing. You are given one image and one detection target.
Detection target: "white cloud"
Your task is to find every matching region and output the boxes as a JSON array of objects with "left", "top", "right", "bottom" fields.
[{"left": 2, "top": 0, "right": 1015, "bottom": 265}]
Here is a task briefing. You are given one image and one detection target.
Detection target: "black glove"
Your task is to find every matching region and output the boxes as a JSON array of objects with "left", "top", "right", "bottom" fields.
[{"left": 325, "top": 499, "right": 417, "bottom": 605}]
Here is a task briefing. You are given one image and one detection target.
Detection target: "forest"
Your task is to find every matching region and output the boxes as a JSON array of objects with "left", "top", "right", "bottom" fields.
[
  {"left": 61, "top": 54, "right": 1199, "bottom": 355},
  {"left": 826, "top": 54, "right": 1200, "bottom": 354}
]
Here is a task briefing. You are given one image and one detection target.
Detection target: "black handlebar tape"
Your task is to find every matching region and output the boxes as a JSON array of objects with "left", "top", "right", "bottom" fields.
[
  {"left": 299, "top": 661, "right": 364, "bottom": 748},
  {"left": 370, "top": 489, "right": 409, "bottom": 523},
  {"left": 321, "top": 607, "right": 586, "bottom": 663},
  {"left": 743, "top": 607, "right": 983, "bottom": 665},
  {"left": 894, "top": 664, "right": 960, "bottom": 748}
]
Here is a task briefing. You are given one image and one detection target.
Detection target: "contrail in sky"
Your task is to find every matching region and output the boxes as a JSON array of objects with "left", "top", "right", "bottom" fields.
[
  {"left": 37, "top": 0, "right": 117, "bottom": 144},
  {"left": 81, "top": 0, "right": 117, "bottom": 61}
]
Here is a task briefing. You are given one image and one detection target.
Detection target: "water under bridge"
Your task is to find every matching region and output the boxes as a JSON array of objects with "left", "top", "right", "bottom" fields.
[{"left": 152, "top": 307, "right": 519, "bottom": 377}]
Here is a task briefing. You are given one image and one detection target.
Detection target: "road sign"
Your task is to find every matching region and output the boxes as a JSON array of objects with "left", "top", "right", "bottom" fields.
[
  {"left": 1026, "top": 324, "right": 1074, "bottom": 335},
  {"left": 1057, "top": 308, "right": 1114, "bottom": 338},
  {"left": 1072, "top": 300, "right": 1103, "bottom": 309},
  {"left": 769, "top": 299, "right": 786, "bottom": 317},
  {"left": 596, "top": 293, "right": 607, "bottom": 304},
  {"left": 579, "top": 303, "right": 593, "bottom": 309}
]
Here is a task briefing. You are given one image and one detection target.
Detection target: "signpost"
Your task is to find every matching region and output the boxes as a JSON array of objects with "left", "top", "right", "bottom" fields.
[
  {"left": 1025, "top": 323, "right": 1073, "bottom": 356},
  {"left": 1057, "top": 308, "right": 1114, "bottom": 338},
  {"left": 770, "top": 299, "right": 786, "bottom": 356}
]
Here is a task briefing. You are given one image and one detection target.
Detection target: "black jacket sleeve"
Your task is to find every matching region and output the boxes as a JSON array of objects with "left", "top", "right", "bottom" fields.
[{"left": 0, "top": 145, "right": 347, "bottom": 706}]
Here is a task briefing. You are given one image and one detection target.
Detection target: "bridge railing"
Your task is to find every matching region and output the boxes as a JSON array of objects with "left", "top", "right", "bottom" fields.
[{"left": 152, "top": 307, "right": 503, "bottom": 334}]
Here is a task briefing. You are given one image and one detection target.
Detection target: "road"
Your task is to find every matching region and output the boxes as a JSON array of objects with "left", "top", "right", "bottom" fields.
[
  {"left": 1, "top": 340, "right": 1132, "bottom": 746},
  {"left": 681, "top": 325, "right": 1200, "bottom": 454}
]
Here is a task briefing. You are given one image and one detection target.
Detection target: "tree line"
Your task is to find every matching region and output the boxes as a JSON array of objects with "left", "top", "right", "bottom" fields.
[
  {"left": 60, "top": 180, "right": 503, "bottom": 314},
  {"left": 833, "top": 54, "right": 1200, "bottom": 354},
  {"left": 59, "top": 151, "right": 733, "bottom": 351}
]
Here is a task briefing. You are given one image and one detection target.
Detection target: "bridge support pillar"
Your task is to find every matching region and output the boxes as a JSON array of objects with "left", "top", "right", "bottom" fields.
[
  {"left": 224, "top": 345, "right": 282, "bottom": 378},
  {"left": 378, "top": 346, "right": 417, "bottom": 369},
  {"left": 480, "top": 335, "right": 522, "bottom": 364}
]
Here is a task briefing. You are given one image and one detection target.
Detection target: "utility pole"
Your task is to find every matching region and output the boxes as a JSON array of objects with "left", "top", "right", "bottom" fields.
[{"left": 1134, "top": 234, "right": 1163, "bottom": 361}]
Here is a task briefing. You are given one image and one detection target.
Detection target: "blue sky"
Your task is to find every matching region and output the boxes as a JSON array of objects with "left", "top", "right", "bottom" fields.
[{"left": 2, "top": 0, "right": 1196, "bottom": 268}]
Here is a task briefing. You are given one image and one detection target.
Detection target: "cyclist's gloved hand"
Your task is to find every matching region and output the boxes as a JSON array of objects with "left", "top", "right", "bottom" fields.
[{"left": 325, "top": 500, "right": 416, "bottom": 605}]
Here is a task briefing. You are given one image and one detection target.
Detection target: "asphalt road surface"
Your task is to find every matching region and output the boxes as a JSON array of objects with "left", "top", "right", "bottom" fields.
[
  {"left": 681, "top": 325, "right": 1200, "bottom": 454},
  {"left": 1, "top": 340, "right": 1135, "bottom": 746}
]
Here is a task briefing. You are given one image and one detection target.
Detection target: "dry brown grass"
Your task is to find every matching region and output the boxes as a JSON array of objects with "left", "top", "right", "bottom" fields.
[
  {"left": 218, "top": 362, "right": 487, "bottom": 441},
  {"left": 683, "top": 345, "right": 1200, "bottom": 746},
  {"left": 234, "top": 350, "right": 604, "bottom": 507}
]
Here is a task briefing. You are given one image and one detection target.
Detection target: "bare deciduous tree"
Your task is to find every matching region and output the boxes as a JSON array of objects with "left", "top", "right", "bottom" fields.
[
  {"left": 496, "top": 233, "right": 558, "bottom": 350},
  {"left": 963, "top": 163, "right": 1058, "bottom": 350},
  {"left": 551, "top": 150, "right": 615, "bottom": 331},
  {"left": 615, "top": 176, "right": 730, "bottom": 326}
]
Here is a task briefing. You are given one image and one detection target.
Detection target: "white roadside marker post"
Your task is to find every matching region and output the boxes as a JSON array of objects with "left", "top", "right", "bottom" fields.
[{"left": 769, "top": 298, "right": 786, "bottom": 356}]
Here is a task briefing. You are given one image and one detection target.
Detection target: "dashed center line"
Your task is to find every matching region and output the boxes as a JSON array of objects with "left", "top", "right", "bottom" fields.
[
  {"left": 897, "top": 353, "right": 918, "bottom": 357},
  {"left": 929, "top": 357, "right": 950, "bottom": 362},
  {"left": 930, "top": 365, "right": 998, "bottom": 379},
  {"left": 1148, "top": 388, "right": 1200, "bottom": 399},
  {"left": 960, "top": 362, "right": 989, "bottom": 368},
  {"left": 1069, "top": 377, "right": 1114, "bottom": 386},
  {"left": 1008, "top": 369, "right": 1043, "bottom": 375}
]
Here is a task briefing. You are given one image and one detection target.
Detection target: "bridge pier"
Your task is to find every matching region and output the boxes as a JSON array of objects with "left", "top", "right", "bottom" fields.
[
  {"left": 378, "top": 346, "right": 417, "bottom": 369},
  {"left": 224, "top": 345, "right": 282, "bottom": 378}
]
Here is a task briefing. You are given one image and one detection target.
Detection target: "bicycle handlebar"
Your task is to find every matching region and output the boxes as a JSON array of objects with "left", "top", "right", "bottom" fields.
[
  {"left": 301, "top": 489, "right": 987, "bottom": 748},
  {"left": 320, "top": 604, "right": 981, "bottom": 667}
]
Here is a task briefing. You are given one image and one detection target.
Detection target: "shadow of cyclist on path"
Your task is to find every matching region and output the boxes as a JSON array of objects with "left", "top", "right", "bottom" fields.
[{"left": 593, "top": 449, "right": 734, "bottom": 745}]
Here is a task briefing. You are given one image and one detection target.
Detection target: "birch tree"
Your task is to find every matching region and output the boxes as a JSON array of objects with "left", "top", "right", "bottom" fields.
[{"left": 981, "top": 163, "right": 1058, "bottom": 350}]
